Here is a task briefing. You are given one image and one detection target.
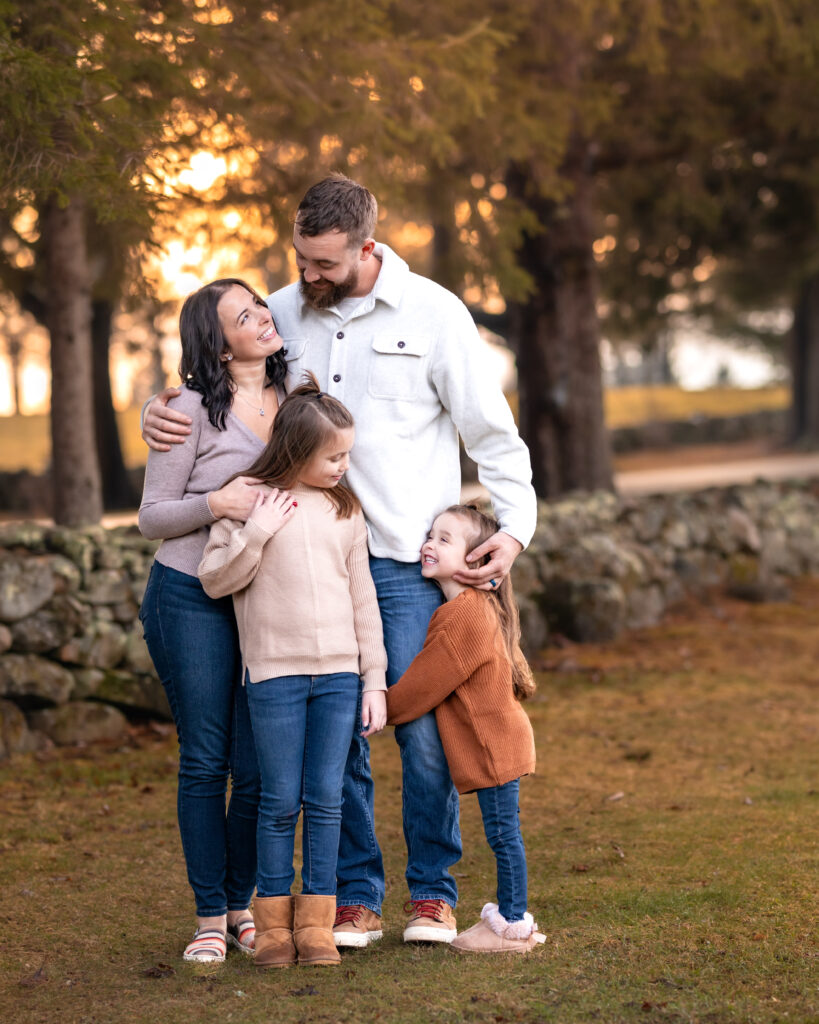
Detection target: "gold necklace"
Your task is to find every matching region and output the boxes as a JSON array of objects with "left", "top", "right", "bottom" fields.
[{"left": 234, "top": 384, "right": 268, "bottom": 417}]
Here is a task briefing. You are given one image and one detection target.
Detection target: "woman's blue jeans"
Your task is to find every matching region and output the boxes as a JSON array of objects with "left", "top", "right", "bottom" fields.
[
  {"left": 336, "top": 557, "right": 461, "bottom": 912},
  {"left": 476, "top": 778, "right": 527, "bottom": 922},
  {"left": 139, "top": 561, "right": 260, "bottom": 917},
  {"left": 245, "top": 672, "right": 361, "bottom": 897}
]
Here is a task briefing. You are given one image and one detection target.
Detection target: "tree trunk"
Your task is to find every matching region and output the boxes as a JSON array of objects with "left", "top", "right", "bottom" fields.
[
  {"left": 92, "top": 299, "right": 138, "bottom": 509},
  {"left": 8, "top": 336, "right": 22, "bottom": 415},
  {"left": 504, "top": 152, "right": 613, "bottom": 498},
  {"left": 790, "top": 272, "right": 819, "bottom": 445},
  {"left": 42, "top": 196, "right": 103, "bottom": 526}
]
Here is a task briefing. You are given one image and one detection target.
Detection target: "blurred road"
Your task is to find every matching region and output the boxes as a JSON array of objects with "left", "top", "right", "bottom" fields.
[
  {"left": 459, "top": 446, "right": 819, "bottom": 506},
  {"left": 614, "top": 449, "right": 819, "bottom": 496}
]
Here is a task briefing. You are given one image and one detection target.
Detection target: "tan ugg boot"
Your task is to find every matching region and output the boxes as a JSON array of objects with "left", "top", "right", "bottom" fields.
[
  {"left": 293, "top": 895, "right": 341, "bottom": 966},
  {"left": 253, "top": 896, "right": 296, "bottom": 968}
]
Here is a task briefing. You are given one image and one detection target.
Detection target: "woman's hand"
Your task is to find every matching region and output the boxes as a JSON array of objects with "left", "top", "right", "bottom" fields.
[
  {"left": 208, "top": 476, "right": 265, "bottom": 521},
  {"left": 360, "top": 690, "right": 387, "bottom": 737},
  {"left": 248, "top": 488, "right": 297, "bottom": 535}
]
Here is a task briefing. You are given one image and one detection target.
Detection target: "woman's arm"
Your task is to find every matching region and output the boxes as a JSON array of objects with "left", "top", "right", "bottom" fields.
[{"left": 138, "top": 419, "right": 211, "bottom": 541}]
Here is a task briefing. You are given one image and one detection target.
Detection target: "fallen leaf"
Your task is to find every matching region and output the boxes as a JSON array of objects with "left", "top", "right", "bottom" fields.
[
  {"left": 611, "top": 843, "right": 626, "bottom": 859},
  {"left": 606, "top": 791, "right": 625, "bottom": 802},
  {"left": 571, "top": 864, "right": 591, "bottom": 873},
  {"left": 143, "top": 963, "right": 175, "bottom": 978},
  {"left": 19, "top": 964, "right": 47, "bottom": 988},
  {"left": 290, "top": 985, "right": 318, "bottom": 997}
]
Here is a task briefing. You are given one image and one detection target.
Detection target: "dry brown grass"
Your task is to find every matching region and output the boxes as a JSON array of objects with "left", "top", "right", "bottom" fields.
[{"left": 1, "top": 581, "right": 817, "bottom": 1024}]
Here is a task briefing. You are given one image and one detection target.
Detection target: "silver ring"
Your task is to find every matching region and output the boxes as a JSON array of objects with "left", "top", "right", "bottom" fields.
[{"left": 489, "top": 579, "right": 498, "bottom": 589}]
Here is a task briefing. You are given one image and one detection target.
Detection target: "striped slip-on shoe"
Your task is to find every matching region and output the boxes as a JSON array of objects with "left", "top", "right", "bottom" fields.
[
  {"left": 227, "top": 917, "right": 256, "bottom": 955},
  {"left": 183, "top": 928, "right": 227, "bottom": 963}
]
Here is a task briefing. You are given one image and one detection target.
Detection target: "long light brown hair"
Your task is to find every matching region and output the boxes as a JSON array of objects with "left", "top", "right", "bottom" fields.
[
  {"left": 239, "top": 372, "right": 359, "bottom": 519},
  {"left": 445, "top": 504, "right": 536, "bottom": 701}
]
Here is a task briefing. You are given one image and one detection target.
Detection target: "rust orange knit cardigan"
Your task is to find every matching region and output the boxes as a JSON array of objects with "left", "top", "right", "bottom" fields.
[{"left": 386, "top": 588, "right": 535, "bottom": 794}]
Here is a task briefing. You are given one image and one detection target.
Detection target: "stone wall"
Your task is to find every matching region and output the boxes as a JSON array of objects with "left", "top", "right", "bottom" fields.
[
  {"left": 513, "top": 479, "right": 819, "bottom": 650},
  {"left": 0, "top": 522, "right": 162, "bottom": 758},
  {"left": 1, "top": 477, "right": 817, "bottom": 758}
]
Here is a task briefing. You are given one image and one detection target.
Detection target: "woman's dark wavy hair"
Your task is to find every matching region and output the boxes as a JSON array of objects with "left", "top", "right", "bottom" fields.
[{"left": 178, "top": 278, "right": 287, "bottom": 430}]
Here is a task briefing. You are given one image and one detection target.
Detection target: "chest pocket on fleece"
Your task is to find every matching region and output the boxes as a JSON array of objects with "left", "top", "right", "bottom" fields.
[
  {"left": 367, "top": 334, "right": 430, "bottom": 400},
  {"left": 280, "top": 336, "right": 308, "bottom": 386}
]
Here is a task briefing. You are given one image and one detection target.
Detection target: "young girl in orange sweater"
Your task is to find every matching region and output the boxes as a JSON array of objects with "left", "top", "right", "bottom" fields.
[
  {"left": 198, "top": 375, "right": 387, "bottom": 968},
  {"left": 386, "top": 504, "right": 544, "bottom": 954}
]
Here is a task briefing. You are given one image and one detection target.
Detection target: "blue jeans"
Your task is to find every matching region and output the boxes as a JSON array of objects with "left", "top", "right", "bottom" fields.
[
  {"left": 476, "top": 779, "right": 527, "bottom": 922},
  {"left": 140, "top": 562, "right": 260, "bottom": 917},
  {"left": 336, "top": 557, "right": 461, "bottom": 912},
  {"left": 246, "top": 672, "right": 360, "bottom": 897}
]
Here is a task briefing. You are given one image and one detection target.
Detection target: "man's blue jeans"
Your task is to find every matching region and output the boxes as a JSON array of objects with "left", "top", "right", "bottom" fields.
[
  {"left": 476, "top": 778, "right": 527, "bottom": 922},
  {"left": 336, "top": 557, "right": 461, "bottom": 912},
  {"left": 245, "top": 672, "right": 360, "bottom": 897},
  {"left": 140, "top": 562, "right": 260, "bottom": 917}
]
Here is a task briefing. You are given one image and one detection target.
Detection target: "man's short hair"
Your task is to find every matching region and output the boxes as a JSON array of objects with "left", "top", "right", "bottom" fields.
[{"left": 295, "top": 174, "right": 378, "bottom": 248}]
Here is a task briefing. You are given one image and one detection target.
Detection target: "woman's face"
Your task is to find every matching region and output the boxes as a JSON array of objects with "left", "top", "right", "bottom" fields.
[{"left": 217, "top": 285, "right": 283, "bottom": 364}]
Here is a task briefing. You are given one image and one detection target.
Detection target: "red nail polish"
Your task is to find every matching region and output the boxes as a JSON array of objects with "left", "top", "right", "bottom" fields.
[{"left": 292, "top": 501, "right": 298, "bottom": 507}]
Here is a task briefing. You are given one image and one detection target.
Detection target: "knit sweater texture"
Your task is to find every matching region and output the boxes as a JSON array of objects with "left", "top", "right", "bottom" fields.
[
  {"left": 138, "top": 385, "right": 267, "bottom": 575},
  {"left": 197, "top": 483, "right": 387, "bottom": 691},
  {"left": 386, "top": 588, "right": 535, "bottom": 793}
]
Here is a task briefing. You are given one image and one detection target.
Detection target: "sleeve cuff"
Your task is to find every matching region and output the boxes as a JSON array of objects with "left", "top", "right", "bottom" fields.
[{"left": 362, "top": 669, "right": 387, "bottom": 692}]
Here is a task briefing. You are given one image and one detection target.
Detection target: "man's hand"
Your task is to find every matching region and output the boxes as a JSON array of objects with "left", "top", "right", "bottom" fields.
[
  {"left": 247, "top": 487, "right": 297, "bottom": 534},
  {"left": 209, "top": 476, "right": 267, "bottom": 521},
  {"left": 142, "top": 387, "right": 192, "bottom": 451},
  {"left": 360, "top": 690, "right": 387, "bottom": 737},
  {"left": 452, "top": 530, "right": 523, "bottom": 592}
]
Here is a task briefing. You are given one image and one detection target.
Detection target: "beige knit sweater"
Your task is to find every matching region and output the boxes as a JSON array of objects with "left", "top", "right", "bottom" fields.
[
  {"left": 386, "top": 588, "right": 535, "bottom": 793},
  {"left": 197, "top": 483, "right": 387, "bottom": 691}
]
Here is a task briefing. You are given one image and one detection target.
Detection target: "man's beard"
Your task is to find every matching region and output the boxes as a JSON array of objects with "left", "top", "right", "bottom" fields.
[{"left": 300, "top": 266, "right": 359, "bottom": 310}]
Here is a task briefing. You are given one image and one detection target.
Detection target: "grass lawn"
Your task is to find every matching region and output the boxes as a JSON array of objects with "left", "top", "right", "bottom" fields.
[
  {"left": 1, "top": 580, "right": 817, "bottom": 1024},
  {"left": 0, "top": 387, "right": 790, "bottom": 474}
]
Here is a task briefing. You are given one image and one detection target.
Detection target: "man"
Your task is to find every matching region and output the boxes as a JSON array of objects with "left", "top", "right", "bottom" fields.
[{"left": 143, "top": 174, "right": 537, "bottom": 947}]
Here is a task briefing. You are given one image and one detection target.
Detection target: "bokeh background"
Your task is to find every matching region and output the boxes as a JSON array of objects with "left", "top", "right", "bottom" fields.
[{"left": 0, "top": 0, "right": 817, "bottom": 524}]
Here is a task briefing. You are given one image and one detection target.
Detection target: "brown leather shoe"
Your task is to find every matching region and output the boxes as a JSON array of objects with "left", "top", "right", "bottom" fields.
[
  {"left": 333, "top": 905, "right": 383, "bottom": 948},
  {"left": 293, "top": 895, "right": 341, "bottom": 966},
  {"left": 402, "top": 899, "right": 457, "bottom": 943},
  {"left": 253, "top": 896, "right": 296, "bottom": 968}
]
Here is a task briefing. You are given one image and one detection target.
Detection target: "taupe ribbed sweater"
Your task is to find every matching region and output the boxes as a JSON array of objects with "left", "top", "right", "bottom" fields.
[
  {"left": 198, "top": 483, "right": 387, "bottom": 692},
  {"left": 386, "top": 588, "right": 535, "bottom": 793}
]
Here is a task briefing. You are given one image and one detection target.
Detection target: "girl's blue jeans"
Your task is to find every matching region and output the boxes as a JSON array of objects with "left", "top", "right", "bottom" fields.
[
  {"left": 245, "top": 671, "right": 361, "bottom": 897},
  {"left": 139, "top": 562, "right": 260, "bottom": 917},
  {"left": 476, "top": 778, "right": 528, "bottom": 922}
]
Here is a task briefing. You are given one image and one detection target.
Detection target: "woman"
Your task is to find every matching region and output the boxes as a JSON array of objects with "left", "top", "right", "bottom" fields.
[{"left": 139, "top": 277, "right": 286, "bottom": 963}]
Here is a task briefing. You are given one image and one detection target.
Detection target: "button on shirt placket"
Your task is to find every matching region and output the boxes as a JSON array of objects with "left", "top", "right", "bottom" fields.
[{"left": 327, "top": 323, "right": 346, "bottom": 395}]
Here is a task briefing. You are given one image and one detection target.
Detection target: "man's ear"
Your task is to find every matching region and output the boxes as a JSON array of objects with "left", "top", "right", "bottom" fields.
[{"left": 360, "top": 239, "right": 376, "bottom": 260}]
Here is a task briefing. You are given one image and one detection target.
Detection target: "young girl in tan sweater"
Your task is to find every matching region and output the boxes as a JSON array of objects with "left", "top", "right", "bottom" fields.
[
  {"left": 386, "top": 504, "right": 545, "bottom": 954},
  {"left": 198, "top": 375, "right": 387, "bottom": 969}
]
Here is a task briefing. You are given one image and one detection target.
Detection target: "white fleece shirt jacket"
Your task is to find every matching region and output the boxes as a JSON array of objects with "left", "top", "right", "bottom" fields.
[{"left": 267, "top": 243, "right": 537, "bottom": 562}]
